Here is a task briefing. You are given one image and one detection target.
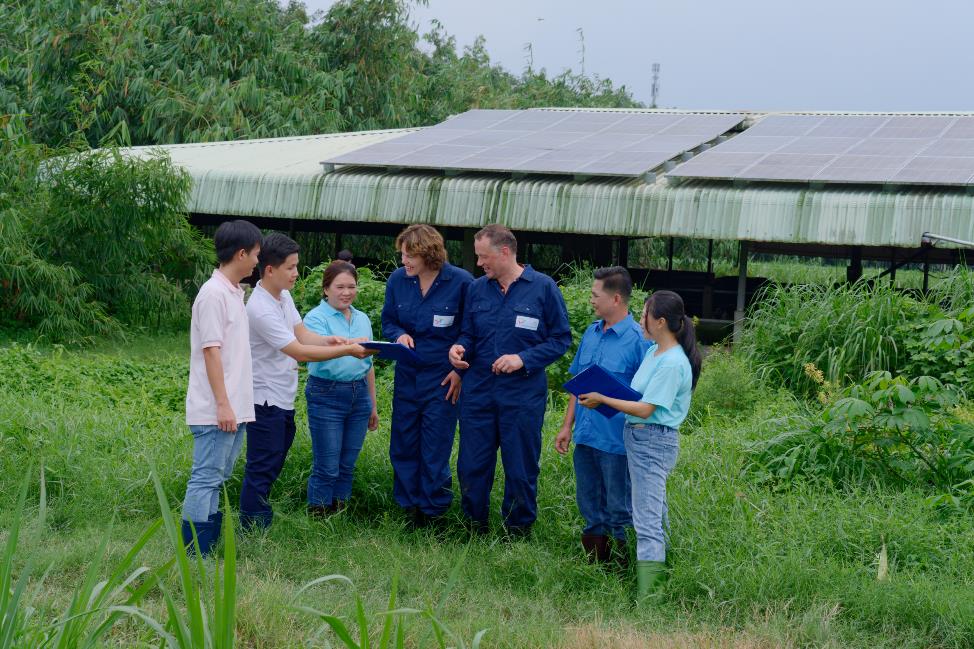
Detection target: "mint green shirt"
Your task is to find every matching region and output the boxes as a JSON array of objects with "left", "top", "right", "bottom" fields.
[{"left": 625, "top": 344, "right": 692, "bottom": 430}]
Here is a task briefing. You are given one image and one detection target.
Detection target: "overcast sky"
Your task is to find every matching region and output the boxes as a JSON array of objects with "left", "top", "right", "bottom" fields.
[{"left": 300, "top": 0, "right": 973, "bottom": 112}]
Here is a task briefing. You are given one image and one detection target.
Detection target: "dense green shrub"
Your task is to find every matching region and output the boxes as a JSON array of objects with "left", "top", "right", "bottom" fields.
[
  {"left": 0, "top": 122, "right": 211, "bottom": 343},
  {"left": 738, "top": 281, "right": 935, "bottom": 398},
  {"left": 747, "top": 369, "right": 974, "bottom": 508}
]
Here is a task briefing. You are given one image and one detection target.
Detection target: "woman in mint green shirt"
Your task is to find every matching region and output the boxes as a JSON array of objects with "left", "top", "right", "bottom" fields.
[
  {"left": 303, "top": 261, "right": 379, "bottom": 516},
  {"left": 578, "top": 290, "right": 701, "bottom": 602}
]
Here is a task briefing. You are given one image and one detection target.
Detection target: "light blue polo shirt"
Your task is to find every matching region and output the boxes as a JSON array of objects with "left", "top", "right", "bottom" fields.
[
  {"left": 626, "top": 344, "right": 692, "bottom": 430},
  {"left": 568, "top": 314, "right": 649, "bottom": 455},
  {"left": 303, "top": 300, "right": 373, "bottom": 381}
]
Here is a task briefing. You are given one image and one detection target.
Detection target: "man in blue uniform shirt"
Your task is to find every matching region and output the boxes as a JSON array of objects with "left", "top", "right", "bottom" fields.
[
  {"left": 449, "top": 224, "right": 572, "bottom": 537},
  {"left": 554, "top": 266, "right": 649, "bottom": 566}
]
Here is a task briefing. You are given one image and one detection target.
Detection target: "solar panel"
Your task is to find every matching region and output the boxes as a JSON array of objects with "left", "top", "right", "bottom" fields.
[
  {"left": 669, "top": 114, "right": 974, "bottom": 186},
  {"left": 323, "top": 109, "right": 745, "bottom": 178}
]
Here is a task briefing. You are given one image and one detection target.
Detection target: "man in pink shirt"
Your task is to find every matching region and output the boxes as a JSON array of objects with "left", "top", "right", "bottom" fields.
[{"left": 182, "top": 220, "right": 262, "bottom": 557}]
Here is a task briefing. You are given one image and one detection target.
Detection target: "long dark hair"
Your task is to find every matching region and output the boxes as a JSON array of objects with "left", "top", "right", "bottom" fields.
[{"left": 644, "top": 290, "right": 702, "bottom": 389}]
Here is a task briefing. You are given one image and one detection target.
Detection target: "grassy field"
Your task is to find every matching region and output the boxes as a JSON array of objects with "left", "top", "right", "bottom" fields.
[{"left": 2, "top": 334, "right": 973, "bottom": 648}]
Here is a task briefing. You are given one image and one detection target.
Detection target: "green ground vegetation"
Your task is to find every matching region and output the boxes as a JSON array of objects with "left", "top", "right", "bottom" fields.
[{"left": 2, "top": 269, "right": 974, "bottom": 648}]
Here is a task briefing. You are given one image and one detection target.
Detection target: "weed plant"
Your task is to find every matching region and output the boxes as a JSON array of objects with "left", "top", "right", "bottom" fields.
[
  {"left": 747, "top": 369, "right": 974, "bottom": 507},
  {"left": 738, "top": 281, "right": 932, "bottom": 398}
]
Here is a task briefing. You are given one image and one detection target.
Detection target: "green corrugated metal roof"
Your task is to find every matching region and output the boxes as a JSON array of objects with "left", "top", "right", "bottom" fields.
[{"left": 123, "top": 119, "right": 974, "bottom": 248}]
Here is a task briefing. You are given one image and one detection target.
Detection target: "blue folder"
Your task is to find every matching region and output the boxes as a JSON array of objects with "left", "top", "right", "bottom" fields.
[
  {"left": 563, "top": 364, "right": 643, "bottom": 419},
  {"left": 361, "top": 341, "right": 420, "bottom": 363}
]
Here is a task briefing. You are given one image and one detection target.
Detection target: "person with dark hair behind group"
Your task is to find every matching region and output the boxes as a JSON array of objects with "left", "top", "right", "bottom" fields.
[
  {"left": 182, "top": 219, "right": 262, "bottom": 557},
  {"left": 240, "top": 233, "right": 376, "bottom": 530},
  {"left": 577, "top": 290, "right": 701, "bottom": 601},
  {"left": 555, "top": 267, "right": 648, "bottom": 566},
  {"left": 381, "top": 225, "right": 473, "bottom": 528},
  {"left": 449, "top": 224, "right": 572, "bottom": 538},
  {"left": 303, "top": 260, "right": 379, "bottom": 515}
]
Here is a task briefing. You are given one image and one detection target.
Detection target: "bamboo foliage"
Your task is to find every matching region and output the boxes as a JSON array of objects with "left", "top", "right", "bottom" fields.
[
  {"left": 1, "top": 0, "right": 638, "bottom": 149},
  {"left": 0, "top": 115, "right": 212, "bottom": 342}
]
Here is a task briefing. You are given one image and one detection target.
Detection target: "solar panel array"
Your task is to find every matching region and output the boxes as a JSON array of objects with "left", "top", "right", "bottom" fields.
[
  {"left": 323, "top": 109, "right": 744, "bottom": 177},
  {"left": 668, "top": 114, "right": 974, "bottom": 185}
]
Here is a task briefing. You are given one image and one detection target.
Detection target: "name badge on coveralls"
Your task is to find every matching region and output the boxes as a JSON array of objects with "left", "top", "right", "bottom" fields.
[
  {"left": 514, "top": 315, "right": 540, "bottom": 331},
  {"left": 433, "top": 314, "right": 455, "bottom": 327}
]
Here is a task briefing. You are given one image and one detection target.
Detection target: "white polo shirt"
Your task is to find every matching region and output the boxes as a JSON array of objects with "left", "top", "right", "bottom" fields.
[
  {"left": 247, "top": 282, "right": 302, "bottom": 410},
  {"left": 186, "top": 270, "right": 256, "bottom": 426}
]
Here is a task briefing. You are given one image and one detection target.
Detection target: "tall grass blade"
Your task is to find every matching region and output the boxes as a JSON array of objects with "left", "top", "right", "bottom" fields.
[
  {"left": 150, "top": 467, "right": 206, "bottom": 648},
  {"left": 0, "top": 466, "right": 35, "bottom": 649},
  {"left": 294, "top": 606, "right": 360, "bottom": 648},
  {"left": 219, "top": 488, "right": 236, "bottom": 649},
  {"left": 377, "top": 571, "right": 399, "bottom": 649}
]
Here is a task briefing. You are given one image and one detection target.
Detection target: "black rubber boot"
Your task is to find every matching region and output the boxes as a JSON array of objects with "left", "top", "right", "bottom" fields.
[
  {"left": 581, "top": 534, "right": 612, "bottom": 563},
  {"left": 611, "top": 537, "right": 630, "bottom": 571},
  {"left": 181, "top": 519, "right": 217, "bottom": 558}
]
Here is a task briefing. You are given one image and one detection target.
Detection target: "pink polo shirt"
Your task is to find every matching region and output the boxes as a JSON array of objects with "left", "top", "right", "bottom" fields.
[{"left": 185, "top": 269, "right": 256, "bottom": 426}]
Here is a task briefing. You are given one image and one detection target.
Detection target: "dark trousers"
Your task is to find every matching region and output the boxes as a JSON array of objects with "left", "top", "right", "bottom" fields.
[
  {"left": 457, "top": 395, "right": 545, "bottom": 529},
  {"left": 239, "top": 403, "right": 296, "bottom": 528},
  {"left": 390, "top": 393, "right": 458, "bottom": 516},
  {"left": 573, "top": 443, "right": 632, "bottom": 540}
]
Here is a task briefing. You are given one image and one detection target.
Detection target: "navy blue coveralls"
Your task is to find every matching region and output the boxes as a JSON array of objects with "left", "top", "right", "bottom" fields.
[
  {"left": 381, "top": 262, "right": 474, "bottom": 516},
  {"left": 454, "top": 265, "right": 572, "bottom": 530}
]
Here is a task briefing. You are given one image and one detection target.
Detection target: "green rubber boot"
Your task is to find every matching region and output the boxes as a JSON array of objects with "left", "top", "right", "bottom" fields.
[{"left": 636, "top": 560, "right": 667, "bottom": 601}]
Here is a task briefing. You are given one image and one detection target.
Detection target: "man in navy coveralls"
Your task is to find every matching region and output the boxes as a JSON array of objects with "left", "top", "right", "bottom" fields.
[{"left": 449, "top": 224, "right": 571, "bottom": 537}]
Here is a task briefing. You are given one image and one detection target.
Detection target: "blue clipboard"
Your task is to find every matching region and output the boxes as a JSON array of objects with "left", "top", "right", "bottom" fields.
[
  {"left": 361, "top": 341, "right": 420, "bottom": 363},
  {"left": 563, "top": 364, "right": 642, "bottom": 419}
]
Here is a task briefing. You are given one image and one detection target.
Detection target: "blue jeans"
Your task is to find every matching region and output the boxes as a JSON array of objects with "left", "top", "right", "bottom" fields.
[
  {"left": 182, "top": 423, "right": 246, "bottom": 523},
  {"left": 240, "top": 403, "right": 296, "bottom": 527},
  {"left": 624, "top": 423, "right": 679, "bottom": 562},
  {"left": 305, "top": 375, "right": 372, "bottom": 507},
  {"left": 573, "top": 443, "right": 632, "bottom": 540}
]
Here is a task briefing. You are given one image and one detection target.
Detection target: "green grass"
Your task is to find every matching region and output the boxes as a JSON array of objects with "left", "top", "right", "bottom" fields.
[{"left": 1, "top": 341, "right": 973, "bottom": 647}]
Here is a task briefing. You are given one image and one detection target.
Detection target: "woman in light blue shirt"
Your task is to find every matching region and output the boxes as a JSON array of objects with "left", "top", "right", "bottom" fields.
[
  {"left": 303, "top": 260, "right": 379, "bottom": 516},
  {"left": 578, "top": 290, "right": 701, "bottom": 602}
]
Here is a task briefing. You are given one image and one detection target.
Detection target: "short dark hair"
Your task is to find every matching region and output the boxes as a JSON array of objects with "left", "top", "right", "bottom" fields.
[
  {"left": 258, "top": 232, "right": 300, "bottom": 277},
  {"left": 337, "top": 249, "right": 354, "bottom": 262},
  {"left": 475, "top": 223, "right": 517, "bottom": 255},
  {"left": 214, "top": 220, "right": 262, "bottom": 264},
  {"left": 593, "top": 266, "right": 633, "bottom": 302}
]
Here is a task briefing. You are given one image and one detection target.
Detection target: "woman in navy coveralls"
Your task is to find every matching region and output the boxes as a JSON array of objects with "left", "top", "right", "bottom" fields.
[{"left": 381, "top": 225, "right": 473, "bottom": 527}]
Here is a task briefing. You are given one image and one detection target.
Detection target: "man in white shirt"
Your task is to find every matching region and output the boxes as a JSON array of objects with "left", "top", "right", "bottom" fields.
[
  {"left": 183, "top": 219, "right": 262, "bottom": 557},
  {"left": 240, "top": 232, "right": 375, "bottom": 530}
]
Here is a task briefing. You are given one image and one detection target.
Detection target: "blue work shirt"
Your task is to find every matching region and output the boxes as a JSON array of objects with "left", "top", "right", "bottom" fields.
[
  {"left": 568, "top": 314, "right": 649, "bottom": 455},
  {"left": 381, "top": 262, "right": 474, "bottom": 399},
  {"left": 455, "top": 265, "right": 572, "bottom": 403},
  {"left": 303, "top": 301, "right": 374, "bottom": 381},
  {"left": 626, "top": 344, "right": 693, "bottom": 430}
]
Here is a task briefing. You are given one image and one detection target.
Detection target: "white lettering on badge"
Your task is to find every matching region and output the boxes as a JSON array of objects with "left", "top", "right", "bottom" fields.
[
  {"left": 433, "top": 314, "right": 455, "bottom": 328},
  {"left": 514, "top": 315, "right": 540, "bottom": 331}
]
